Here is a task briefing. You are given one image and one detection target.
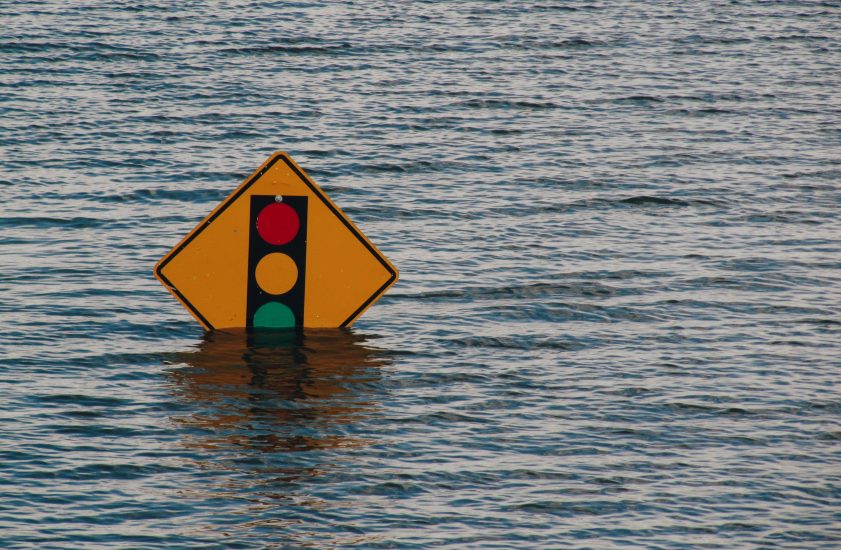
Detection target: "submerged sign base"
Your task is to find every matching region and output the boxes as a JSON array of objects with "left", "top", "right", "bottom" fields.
[{"left": 154, "top": 152, "right": 398, "bottom": 330}]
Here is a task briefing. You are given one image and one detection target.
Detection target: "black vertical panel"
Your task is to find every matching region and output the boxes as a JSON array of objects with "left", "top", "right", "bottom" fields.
[{"left": 246, "top": 195, "right": 308, "bottom": 327}]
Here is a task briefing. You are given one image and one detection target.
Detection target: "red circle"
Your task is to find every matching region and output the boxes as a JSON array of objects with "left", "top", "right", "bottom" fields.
[{"left": 257, "top": 202, "right": 300, "bottom": 245}]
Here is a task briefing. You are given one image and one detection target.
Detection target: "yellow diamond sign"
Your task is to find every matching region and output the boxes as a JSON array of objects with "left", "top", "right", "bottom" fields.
[{"left": 154, "top": 152, "right": 398, "bottom": 330}]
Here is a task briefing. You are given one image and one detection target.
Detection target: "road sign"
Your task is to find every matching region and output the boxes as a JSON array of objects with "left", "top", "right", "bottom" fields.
[{"left": 154, "top": 152, "right": 398, "bottom": 330}]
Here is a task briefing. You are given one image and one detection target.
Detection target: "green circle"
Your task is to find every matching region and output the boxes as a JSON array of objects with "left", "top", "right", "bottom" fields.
[{"left": 253, "top": 302, "right": 296, "bottom": 329}]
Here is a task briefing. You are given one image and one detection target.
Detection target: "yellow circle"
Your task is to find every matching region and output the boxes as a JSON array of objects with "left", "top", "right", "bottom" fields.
[{"left": 255, "top": 253, "right": 298, "bottom": 295}]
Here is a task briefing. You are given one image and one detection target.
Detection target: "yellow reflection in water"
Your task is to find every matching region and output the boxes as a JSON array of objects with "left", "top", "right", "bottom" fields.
[{"left": 168, "top": 328, "right": 389, "bottom": 455}]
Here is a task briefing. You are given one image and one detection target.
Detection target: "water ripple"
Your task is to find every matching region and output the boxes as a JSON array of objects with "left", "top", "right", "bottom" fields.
[{"left": 1, "top": 0, "right": 840, "bottom": 548}]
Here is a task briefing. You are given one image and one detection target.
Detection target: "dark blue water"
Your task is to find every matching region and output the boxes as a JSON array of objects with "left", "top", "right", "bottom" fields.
[{"left": 2, "top": 1, "right": 841, "bottom": 547}]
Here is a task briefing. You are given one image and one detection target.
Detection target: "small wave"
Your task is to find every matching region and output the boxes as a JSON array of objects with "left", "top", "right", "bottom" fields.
[
  {"left": 611, "top": 95, "right": 665, "bottom": 104},
  {"left": 79, "top": 50, "right": 161, "bottom": 62},
  {"left": 555, "top": 37, "right": 604, "bottom": 48},
  {"left": 533, "top": 4, "right": 581, "bottom": 12},
  {"left": 0, "top": 41, "right": 160, "bottom": 61},
  {"left": 758, "top": 34, "right": 832, "bottom": 43},
  {"left": 59, "top": 462, "right": 181, "bottom": 481},
  {"left": 39, "top": 187, "right": 227, "bottom": 204},
  {"left": 342, "top": 158, "right": 458, "bottom": 175},
  {"left": 740, "top": 211, "right": 826, "bottom": 225},
  {"left": 477, "top": 302, "right": 659, "bottom": 323},
  {"left": 780, "top": 168, "right": 841, "bottom": 180},
  {"left": 666, "top": 107, "right": 736, "bottom": 116},
  {"left": 0, "top": 216, "right": 107, "bottom": 229},
  {"left": 664, "top": 91, "right": 770, "bottom": 103},
  {"left": 619, "top": 195, "right": 688, "bottom": 206},
  {"left": 507, "top": 499, "right": 630, "bottom": 515},
  {"left": 452, "top": 98, "right": 559, "bottom": 110},
  {"left": 676, "top": 34, "right": 753, "bottom": 46},
  {"left": 32, "top": 394, "right": 129, "bottom": 407},
  {"left": 503, "top": 37, "right": 614, "bottom": 50},
  {"left": 800, "top": 318, "right": 841, "bottom": 326},
  {"left": 482, "top": 196, "right": 725, "bottom": 218},
  {"left": 447, "top": 335, "right": 587, "bottom": 352},
  {"left": 665, "top": 402, "right": 763, "bottom": 416},
  {"left": 342, "top": 204, "right": 457, "bottom": 221},
  {"left": 219, "top": 43, "right": 352, "bottom": 55},
  {"left": 392, "top": 280, "right": 623, "bottom": 302},
  {"left": 0, "top": 41, "right": 67, "bottom": 53}
]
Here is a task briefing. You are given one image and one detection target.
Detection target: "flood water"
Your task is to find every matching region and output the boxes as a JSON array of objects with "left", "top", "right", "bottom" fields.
[{"left": 2, "top": 1, "right": 841, "bottom": 547}]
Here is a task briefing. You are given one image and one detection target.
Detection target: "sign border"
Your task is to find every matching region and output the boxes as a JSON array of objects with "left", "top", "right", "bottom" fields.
[{"left": 154, "top": 151, "right": 398, "bottom": 330}]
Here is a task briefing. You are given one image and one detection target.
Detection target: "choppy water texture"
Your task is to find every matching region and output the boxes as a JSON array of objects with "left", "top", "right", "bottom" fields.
[{"left": 2, "top": 1, "right": 841, "bottom": 548}]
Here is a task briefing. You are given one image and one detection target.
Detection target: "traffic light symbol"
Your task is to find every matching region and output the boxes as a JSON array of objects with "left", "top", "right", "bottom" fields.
[{"left": 246, "top": 195, "right": 308, "bottom": 329}]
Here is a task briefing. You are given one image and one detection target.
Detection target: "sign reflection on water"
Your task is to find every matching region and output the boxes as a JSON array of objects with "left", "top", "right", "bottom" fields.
[{"left": 167, "top": 329, "right": 390, "bottom": 455}]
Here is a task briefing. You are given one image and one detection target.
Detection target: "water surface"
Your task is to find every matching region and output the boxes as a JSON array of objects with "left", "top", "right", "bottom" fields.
[{"left": 2, "top": 1, "right": 840, "bottom": 547}]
